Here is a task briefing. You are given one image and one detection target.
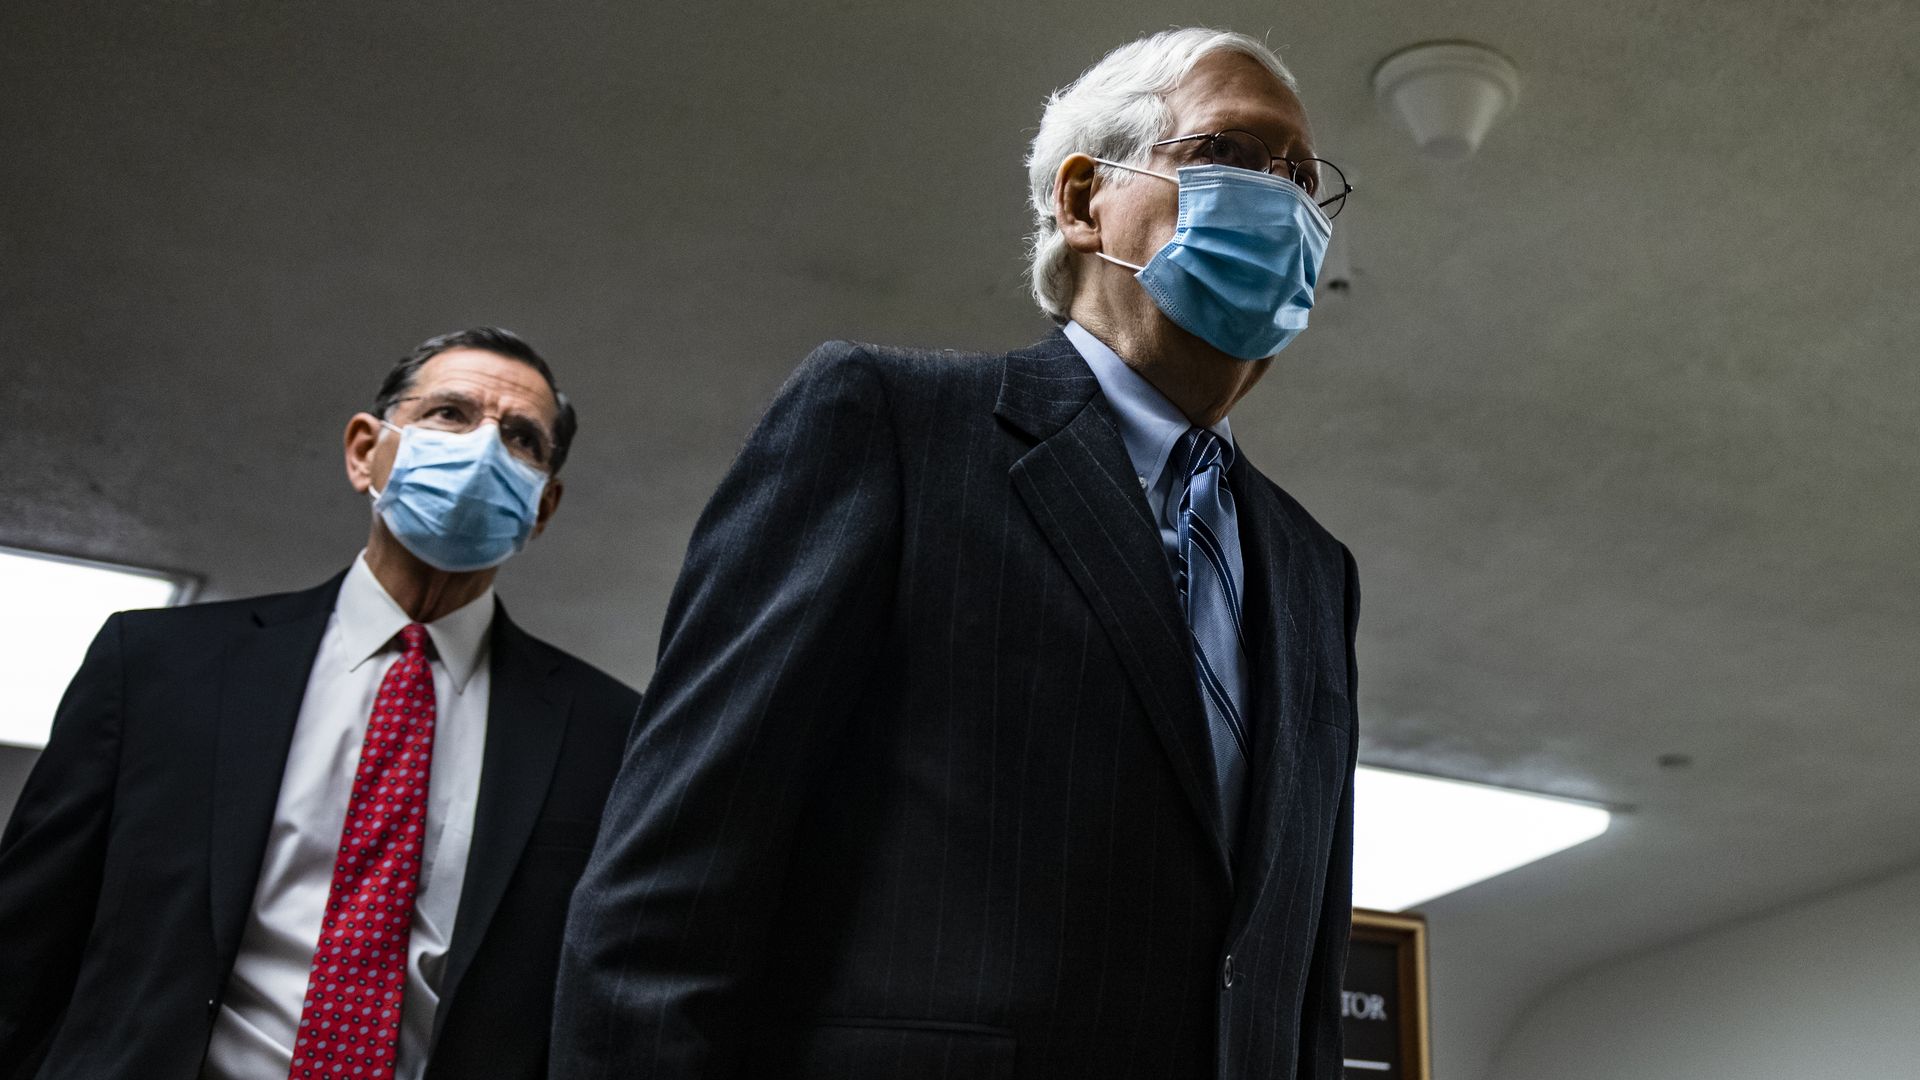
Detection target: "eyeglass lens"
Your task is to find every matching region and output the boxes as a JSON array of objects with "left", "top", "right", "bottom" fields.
[
  {"left": 1186, "top": 131, "right": 1348, "bottom": 219},
  {"left": 398, "top": 393, "right": 553, "bottom": 466}
]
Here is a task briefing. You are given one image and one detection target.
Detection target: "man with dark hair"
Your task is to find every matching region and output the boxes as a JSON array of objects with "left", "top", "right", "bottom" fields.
[
  {"left": 376, "top": 327, "right": 580, "bottom": 473},
  {"left": 0, "top": 327, "right": 640, "bottom": 1080}
]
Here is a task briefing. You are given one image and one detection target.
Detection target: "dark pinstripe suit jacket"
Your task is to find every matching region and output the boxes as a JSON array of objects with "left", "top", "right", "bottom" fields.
[{"left": 554, "top": 331, "right": 1360, "bottom": 1080}]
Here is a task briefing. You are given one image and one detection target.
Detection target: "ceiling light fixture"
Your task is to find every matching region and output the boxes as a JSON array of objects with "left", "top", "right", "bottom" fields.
[
  {"left": 1371, "top": 41, "right": 1521, "bottom": 162},
  {"left": 1353, "top": 764, "right": 1611, "bottom": 911},
  {"left": 0, "top": 547, "right": 191, "bottom": 749}
]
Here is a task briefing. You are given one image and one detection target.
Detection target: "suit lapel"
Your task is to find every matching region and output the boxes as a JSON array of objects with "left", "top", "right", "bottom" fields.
[
  {"left": 998, "top": 333, "right": 1233, "bottom": 877},
  {"left": 431, "top": 603, "right": 569, "bottom": 1047},
  {"left": 208, "top": 576, "right": 341, "bottom": 968},
  {"left": 1225, "top": 452, "right": 1322, "bottom": 929}
]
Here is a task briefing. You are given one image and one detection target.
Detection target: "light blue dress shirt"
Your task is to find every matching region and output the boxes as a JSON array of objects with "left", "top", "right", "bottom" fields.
[{"left": 1063, "top": 320, "right": 1244, "bottom": 611}]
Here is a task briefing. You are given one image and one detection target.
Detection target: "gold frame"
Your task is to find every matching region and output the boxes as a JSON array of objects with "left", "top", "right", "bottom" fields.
[{"left": 1349, "top": 909, "right": 1432, "bottom": 1080}]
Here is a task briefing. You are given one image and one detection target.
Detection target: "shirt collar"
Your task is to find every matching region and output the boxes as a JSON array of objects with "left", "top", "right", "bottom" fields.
[
  {"left": 1064, "top": 320, "right": 1234, "bottom": 496},
  {"left": 336, "top": 552, "right": 495, "bottom": 692}
]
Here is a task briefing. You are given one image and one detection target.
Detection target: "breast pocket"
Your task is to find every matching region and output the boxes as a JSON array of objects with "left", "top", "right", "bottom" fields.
[{"left": 753, "top": 1018, "right": 1017, "bottom": 1080}]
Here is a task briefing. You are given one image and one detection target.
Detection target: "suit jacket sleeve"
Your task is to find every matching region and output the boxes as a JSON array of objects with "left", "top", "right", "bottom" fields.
[
  {"left": 1298, "top": 544, "right": 1361, "bottom": 1078},
  {"left": 0, "top": 614, "right": 125, "bottom": 1075},
  {"left": 552, "top": 342, "right": 902, "bottom": 1079}
]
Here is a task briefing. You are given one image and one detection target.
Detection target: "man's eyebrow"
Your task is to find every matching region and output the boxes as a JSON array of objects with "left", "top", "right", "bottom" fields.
[
  {"left": 485, "top": 401, "right": 558, "bottom": 434},
  {"left": 410, "top": 388, "right": 482, "bottom": 407},
  {"left": 1259, "top": 123, "right": 1310, "bottom": 158},
  {"left": 497, "top": 411, "right": 553, "bottom": 433},
  {"left": 413, "top": 389, "right": 551, "bottom": 429},
  {"left": 1187, "top": 112, "right": 1308, "bottom": 150}
]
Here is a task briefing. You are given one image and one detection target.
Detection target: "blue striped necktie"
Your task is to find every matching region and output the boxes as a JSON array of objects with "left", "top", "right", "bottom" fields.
[{"left": 1173, "top": 427, "right": 1252, "bottom": 852}]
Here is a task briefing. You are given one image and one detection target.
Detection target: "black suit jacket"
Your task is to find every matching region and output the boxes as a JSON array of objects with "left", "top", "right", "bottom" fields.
[
  {"left": 0, "top": 574, "right": 641, "bottom": 1080},
  {"left": 554, "top": 332, "right": 1360, "bottom": 1080}
]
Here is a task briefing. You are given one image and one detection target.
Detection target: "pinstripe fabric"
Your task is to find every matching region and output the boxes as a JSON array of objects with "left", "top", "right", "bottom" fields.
[
  {"left": 1173, "top": 428, "right": 1253, "bottom": 856},
  {"left": 553, "top": 331, "right": 1360, "bottom": 1080}
]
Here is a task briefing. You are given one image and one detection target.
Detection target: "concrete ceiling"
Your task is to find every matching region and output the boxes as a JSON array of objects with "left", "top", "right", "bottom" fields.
[{"left": 4, "top": 1, "right": 1915, "bottom": 1075}]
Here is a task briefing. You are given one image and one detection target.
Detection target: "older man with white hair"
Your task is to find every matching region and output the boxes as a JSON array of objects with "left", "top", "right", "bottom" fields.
[{"left": 554, "top": 27, "right": 1359, "bottom": 1080}]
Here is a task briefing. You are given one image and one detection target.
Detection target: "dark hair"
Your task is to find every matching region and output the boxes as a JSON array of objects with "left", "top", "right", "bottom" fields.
[{"left": 373, "top": 326, "right": 579, "bottom": 473}]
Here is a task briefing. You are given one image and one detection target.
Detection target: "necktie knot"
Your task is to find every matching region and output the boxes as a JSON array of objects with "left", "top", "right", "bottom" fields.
[
  {"left": 399, "top": 623, "right": 429, "bottom": 656},
  {"left": 1177, "top": 427, "right": 1232, "bottom": 481}
]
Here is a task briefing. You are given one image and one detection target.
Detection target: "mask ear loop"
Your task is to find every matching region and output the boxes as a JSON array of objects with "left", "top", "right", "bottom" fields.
[
  {"left": 1091, "top": 156, "right": 1178, "bottom": 184},
  {"left": 369, "top": 420, "right": 408, "bottom": 503},
  {"left": 1084, "top": 155, "right": 1179, "bottom": 274}
]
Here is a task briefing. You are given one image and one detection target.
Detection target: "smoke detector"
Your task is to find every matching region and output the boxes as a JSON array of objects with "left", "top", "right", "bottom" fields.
[{"left": 1372, "top": 41, "right": 1520, "bottom": 162}]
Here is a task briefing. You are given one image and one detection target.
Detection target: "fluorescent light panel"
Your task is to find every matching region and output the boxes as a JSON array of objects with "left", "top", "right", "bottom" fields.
[
  {"left": 0, "top": 548, "right": 186, "bottom": 749},
  {"left": 1353, "top": 764, "right": 1610, "bottom": 911},
  {"left": 0, "top": 543, "right": 1618, "bottom": 906}
]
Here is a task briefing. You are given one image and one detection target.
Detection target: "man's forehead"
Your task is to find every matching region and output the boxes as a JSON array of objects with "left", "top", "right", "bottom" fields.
[
  {"left": 1168, "top": 51, "right": 1312, "bottom": 149},
  {"left": 413, "top": 349, "right": 559, "bottom": 418}
]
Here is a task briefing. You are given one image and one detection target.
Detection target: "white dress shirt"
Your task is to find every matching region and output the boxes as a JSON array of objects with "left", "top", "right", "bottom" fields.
[
  {"left": 1064, "top": 320, "right": 1244, "bottom": 610},
  {"left": 202, "top": 553, "right": 493, "bottom": 1080}
]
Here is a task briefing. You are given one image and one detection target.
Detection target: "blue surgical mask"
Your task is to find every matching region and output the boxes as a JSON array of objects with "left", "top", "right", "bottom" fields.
[
  {"left": 1092, "top": 160, "right": 1332, "bottom": 361},
  {"left": 369, "top": 422, "right": 549, "bottom": 573}
]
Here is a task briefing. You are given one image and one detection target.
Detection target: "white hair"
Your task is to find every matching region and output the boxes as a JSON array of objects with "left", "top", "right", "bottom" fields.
[{"left": 1024, "top": 28, "right": 1297, "bottom": 321}]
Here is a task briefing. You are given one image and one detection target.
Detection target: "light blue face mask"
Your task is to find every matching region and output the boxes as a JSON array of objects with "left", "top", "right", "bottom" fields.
[
  {"left": 369, "top": 422, "right": 549, "bottom": 573},
  {"left": 1093, "top": 160, "right": 1333, "bottom": 361}
]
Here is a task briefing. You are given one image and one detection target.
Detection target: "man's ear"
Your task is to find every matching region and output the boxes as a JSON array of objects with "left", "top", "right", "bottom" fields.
[
  {"left": 531, "top": 478, "right": 563, "bottom": 539},
  {"left": 343, "top": 413, "right": 383, "bottom": 495},
  {"left": 1053, "top": 153, "right": 1105, "bottom": 255}
]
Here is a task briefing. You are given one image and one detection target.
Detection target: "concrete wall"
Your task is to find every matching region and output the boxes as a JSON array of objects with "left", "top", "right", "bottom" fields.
[{"left": 1488, "top": 863, "right": 1920, "bottom": 1080}]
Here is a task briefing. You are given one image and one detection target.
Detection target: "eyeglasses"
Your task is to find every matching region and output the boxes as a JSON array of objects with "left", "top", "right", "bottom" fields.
[
  {"left": 1150, "top": 129, "right": 1352, "bottom": 219},
  {"left": 386, "top": 392, "right": 556, "bottom": 468}
]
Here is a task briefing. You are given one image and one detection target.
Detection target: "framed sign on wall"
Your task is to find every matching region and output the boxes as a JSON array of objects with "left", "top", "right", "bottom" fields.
[{"left": 1342, "top": 909, "right": 1432, "bottom": 1079}]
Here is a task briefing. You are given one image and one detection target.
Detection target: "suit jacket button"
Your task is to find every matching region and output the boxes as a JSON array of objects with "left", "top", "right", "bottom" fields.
[{"left": 1222, "top": 954, "right": 1236, "bottom": 989}]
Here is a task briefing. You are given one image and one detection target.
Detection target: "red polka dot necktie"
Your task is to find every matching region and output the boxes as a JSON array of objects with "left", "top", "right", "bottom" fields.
[{"left": 288, "top": 623, "right": 437, "bottom": 1080}]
